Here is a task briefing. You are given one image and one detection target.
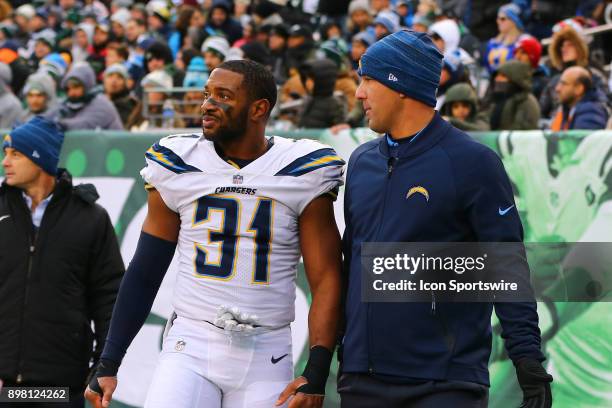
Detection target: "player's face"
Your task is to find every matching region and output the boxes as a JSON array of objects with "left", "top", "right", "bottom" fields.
[
  {"left": 355, "top": 75, "right": 399, "bottom": 134},
  {"left": 201, "top": 68, "right": 249, "bottom": 143},
  {"left": 2, "top": 147, "right": 44, "bottom": 188}
]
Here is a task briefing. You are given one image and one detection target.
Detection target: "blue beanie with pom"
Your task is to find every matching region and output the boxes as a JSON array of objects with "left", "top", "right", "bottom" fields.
[{"left": 358, "top": 29, "right": 443, "bottom": 107}]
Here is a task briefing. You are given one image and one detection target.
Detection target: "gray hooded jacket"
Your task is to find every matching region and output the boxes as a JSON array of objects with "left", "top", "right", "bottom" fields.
[{"left": 0, "top": 63, "right": 24, "bottom": 129}]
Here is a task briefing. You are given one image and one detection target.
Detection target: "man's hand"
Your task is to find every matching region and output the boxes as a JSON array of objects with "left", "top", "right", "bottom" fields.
[
  {"left": 276, "top": 377, "right": 324, "bottom": 408},
  {"left": 515, "top": 358, "right": 553, "bottom": 408},
  {"left": 84, "top": 376, "right": 117, "bottom": 408}
]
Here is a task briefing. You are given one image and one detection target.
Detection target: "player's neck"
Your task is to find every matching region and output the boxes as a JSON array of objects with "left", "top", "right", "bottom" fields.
[{"left": 215, "top": 134, "right": 270, "bottom": 161}]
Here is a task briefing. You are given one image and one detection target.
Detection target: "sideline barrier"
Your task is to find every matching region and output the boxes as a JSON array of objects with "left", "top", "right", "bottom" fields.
[{"left": 1, "top": 128, "right": 610, "bottom": 408}]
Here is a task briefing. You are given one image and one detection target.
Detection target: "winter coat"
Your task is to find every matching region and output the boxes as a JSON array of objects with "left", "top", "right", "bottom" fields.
[
  {"left": 489, "top": 60, "right": 541, "bottom": 130},
  {"left": 298, "top": 59, "right": 346, "bottom": 128},
  {"left": 0, "top": 170, "right": 124, "bottom": 388},
  {"left": 550, "top": 88, "right": 609, "bottom": 130},
  {"left": 441, "top": 83, "right": 490, "bottom": 131}
]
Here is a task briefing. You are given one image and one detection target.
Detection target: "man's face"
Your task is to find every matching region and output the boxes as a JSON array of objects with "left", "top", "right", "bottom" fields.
[
  {"left": 126, "top": 20, "right": 143, "bottom": 42},
  {"left": 351, "top": 40, "right": 366, "bottom": 61},
  {"left": 555, "top": 70, "right": 579, "bottom": 105},
  {"left": 355, "top": 76, "right": 400, "bottom": 133},
  {"left": 29, "top": 16, "right": 46, "bottom": 32},
  {"left": 2, "top": 147, "right": 43, "bottom": 188},
  {"left": 204, "top": 51, "right": 223, "bottom": 71},
  {"left": 200, "top": 68, "right": 250, "bottom": 143},
  {"left": 148, "top": 15, "right": 164, "bottom": 31},
  {"left": 268, "top": 34, "right": 286, "bottom": 52},
  {"left": 26, "top": 91, "right": 48, "bottom": 113},
  {"left": 112, "top": 22, "right": 125, "bottom": 38},
  {"left": 351, "top": 10, "right": 370, "bottom": 27},
  {"left": 147, "top": 57, "right": 166, "bottom": 72},
  {"left": 94, "top": 28, "right": 109, "bottom": 46},
  {"left": 66, "top": 82, "right": 85, "bottom": 100},
  {"left": 146, "top": 89, "right": 165, "bottom": 112},
  {"left": 451, "top": 101, "right": 471, "bottom": 121},
  {"left": 104, "top": 73, "right": 127, "bottom": 95},
  {"left": 287, "top": 35, "right": 305, "bottom": 49},
  {"left": 105, "top": 50, "right": 122, "bottom": 67},
  {"left": 210, "top": 8, "right": 228, "bottom": 26},
  {"left": 75, "top": 30, "right": 89, "bottom": 48},
  {"left": 34, "top": 41, "right": 52, "bottom": 59}
]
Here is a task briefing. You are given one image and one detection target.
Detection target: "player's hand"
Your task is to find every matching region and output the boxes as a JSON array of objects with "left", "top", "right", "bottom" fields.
[
  {"left": 276, "top": 376, "right": 324, "bottom": 408},
  {"left": 84, "top": 376, "right": 117, "bottom": 408}
]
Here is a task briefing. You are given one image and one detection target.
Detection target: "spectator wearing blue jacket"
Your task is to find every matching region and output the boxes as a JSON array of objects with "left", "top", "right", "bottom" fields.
[
  {"left": 339, "top": 30, "right": 553, "bottom": 408},
  {"left": 550, "top": 66, "right": 609, "bottom": 131}
]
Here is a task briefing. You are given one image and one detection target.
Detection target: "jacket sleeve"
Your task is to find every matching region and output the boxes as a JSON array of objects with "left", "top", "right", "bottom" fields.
[
  {"left": 86, "top": 208, "right": 125, "bottom": 362},
  {"left": 512, "top": 95, "right": 541, "bottom": 130},
  {"left": 572, "top": 103, "right": 608, "bottom": 130},
  {"left": 458, "top": 147, "right": 545, "bottom": 362}
]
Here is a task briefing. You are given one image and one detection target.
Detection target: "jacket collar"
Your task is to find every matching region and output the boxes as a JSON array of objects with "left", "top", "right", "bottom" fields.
[{"left": 378, "top": 111, "right": 451, "bottom": 159}]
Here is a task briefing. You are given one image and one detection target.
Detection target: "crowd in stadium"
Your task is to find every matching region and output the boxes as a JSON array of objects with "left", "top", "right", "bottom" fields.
[{"left": 0, "top": 0, "right": 611, "bottom": 132}]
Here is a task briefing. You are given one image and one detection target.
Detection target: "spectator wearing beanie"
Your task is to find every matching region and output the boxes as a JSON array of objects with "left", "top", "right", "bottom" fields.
[
  {"left": 513, "top": 36, "right": 550, "bottom": 99},
  {"left": 147, "top": 3, "right": 172, "bottom": 40},
  {"left": 110, "top": 7, "right": 132, "bottom": 42},
  {"left": 346, "top": 0, "right": 373, "bottom": 40},
  {"left": 267, "top": 24, "right": 290, "bottom": 84},
  {"left": 58, "top": 62, "right": 123, "bottom": 130},
  {"left": 0, "top": 62, "right": 24, "bottom": 128},
  {"left": 484, "top": 3, "right": 530, "bottom": 73},
  {"left": 428, "top": 19, "right": 475, "bottom": 72},
  {"left": 181, "top": 56, "right": 208, "bottom": 128},
  {"left": 0, "top": 117, "right": 123, "bottom": 405},
  {"left": 103, "top": 63, "right": 138, "bottom": 128},
  {"left": 21, "top": 72, "right": 59, "bottom": 123},
  {"left": 441, "top": 82, "right": 490, "bottom": 131},
  {"left": 201, "top": 36, "right": 230, "bottom": 72},
  {"left": 487, "top": 60, "right": 540, "bottom": 130},
  {"left": 373, "top": 10, "right": 400, "bottom": 40},
  {"left": 539, "top": 23, "right": 609, "bottom": 119},
  {"left": 350, "top": 31, "right": 375, "bottom": 71},
  {"left": 205, "top": 0, "right": 243, "bottom": 45}
]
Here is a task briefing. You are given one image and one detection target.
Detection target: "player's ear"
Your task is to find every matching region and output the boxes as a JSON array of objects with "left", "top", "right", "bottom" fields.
[{"left": 250, "top": 98, "right": 271, "bottom": 121}]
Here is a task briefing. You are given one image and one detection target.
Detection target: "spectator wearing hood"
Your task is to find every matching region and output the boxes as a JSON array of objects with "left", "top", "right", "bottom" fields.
[
  {"left": 429, "top": 19, "right": 475, "bottom": 73},
  {"left": 58, "top": 62, "right": 123, "bottom": 130},
  {"left": 550, "top": 66, "right": 609, "bottom": 130},
  {"left": 72, "top": 23, "right": 95, "bottom": 63},
  {"left": 488, "top": 60, "right": 540, "bottom": 130},
  {"left": 539, "top": 24, "right": 609, "bottom": 119},
  {"left": 373, "top": 10, "right": 399, "bottom": 40},
  {"left": 513, "top": 36, "right": 549, "bottom": 100},
  {"left": 21, "top": 72, "right": 59, "bottom": 122},
  {"left": 484, "top": 3, "right": 530, "bottom": 73},
  {"left": 205, "top": 0, "right": 243, "bottom": 45},
  {"left": 298, "top": 58, "right": 346, "bottom": 128},
  {"left": 201, "top": 36, "right": 230, "bottom": 72},
  {"left": 30, "top": 31, "right": 56, "bottom": 72},
  {"left": 0, "top": 62, "right": 23, "bottom": 128},
  {"left": 104, "top": 63, "right": 138, "bottom": 128},
  {"left": 441, "top": 83, "right": 490, "bottom": 131},
  {"left": 111, "top": 7, "right": 132, "bottom": 43}
]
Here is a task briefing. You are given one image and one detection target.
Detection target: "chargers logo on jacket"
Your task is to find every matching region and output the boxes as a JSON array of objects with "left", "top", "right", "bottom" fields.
[{"left": 406, "top": 186, "right": 429, "bottom": 202}]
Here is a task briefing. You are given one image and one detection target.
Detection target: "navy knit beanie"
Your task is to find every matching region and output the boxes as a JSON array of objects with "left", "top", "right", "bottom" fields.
[
  {"left": 358, "top": 29, "right": 443, "bottom": 107},
  {"left": 3, "top": 116, "right": 64, "bottom": 175}
]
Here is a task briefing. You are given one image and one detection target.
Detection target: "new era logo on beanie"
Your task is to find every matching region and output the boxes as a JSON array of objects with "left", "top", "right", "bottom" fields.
[
  {"left": 5, "top": 116, "right": 64, "bottom": 176},
  {"left": 358, "top": 29, "right": 443, "bottom": 107}
]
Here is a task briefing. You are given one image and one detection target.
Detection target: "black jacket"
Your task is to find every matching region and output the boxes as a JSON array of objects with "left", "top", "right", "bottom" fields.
[{"left": 0, "top": 170, "right": 124, "bottom": 388}]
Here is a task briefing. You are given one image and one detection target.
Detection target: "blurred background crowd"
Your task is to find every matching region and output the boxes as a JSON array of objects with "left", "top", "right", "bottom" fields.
[{"left": 0, "top": 0, "right": 611, "bottom": 133}]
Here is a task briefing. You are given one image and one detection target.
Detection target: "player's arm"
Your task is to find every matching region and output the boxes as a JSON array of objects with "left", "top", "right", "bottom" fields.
[
  {"left": 85, "top": 190, "right": 180, "bottom": 408},
  {"left": 277, "top": 195, "right": 342, "bottom": 408}
]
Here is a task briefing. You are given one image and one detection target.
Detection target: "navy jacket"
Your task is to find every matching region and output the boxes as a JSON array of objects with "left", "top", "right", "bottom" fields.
[
  {"left": 567, "top": 89, "right": 609, "bottom": 130},
  {"left": 341, "top": 113, "right": 544, "bottom": 386}
]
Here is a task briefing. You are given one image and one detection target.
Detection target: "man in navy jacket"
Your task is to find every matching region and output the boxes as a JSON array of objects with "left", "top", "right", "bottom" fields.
[{"left": 339, "top": 30, "right": 553, "bottom": 407}]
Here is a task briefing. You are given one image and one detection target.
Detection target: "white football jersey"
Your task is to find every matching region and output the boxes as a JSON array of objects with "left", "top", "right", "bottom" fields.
[{"left": 141, "top": 134, "right": 344, "bottom": 328}]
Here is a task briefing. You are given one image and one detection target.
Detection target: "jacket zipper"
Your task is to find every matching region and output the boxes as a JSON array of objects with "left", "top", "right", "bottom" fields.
[
  {"left": 16, "top": 233, "right": 36, "bottom": 384},
  {"left": 366, "top": 155, "right": 398, "bottom": 374}
]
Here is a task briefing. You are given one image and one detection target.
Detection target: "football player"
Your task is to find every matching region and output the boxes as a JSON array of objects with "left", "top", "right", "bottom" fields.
[{"left": 85, "top": 60, "right": 344, "bottom": 408}]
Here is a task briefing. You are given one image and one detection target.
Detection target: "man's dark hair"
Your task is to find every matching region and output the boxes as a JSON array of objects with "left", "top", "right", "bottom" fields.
[
  {"left": 575, "top": 70, "right": 593, "bottom": 94},
  {"left": 217, "top": 59, "right": 278, "bottom": 115}
]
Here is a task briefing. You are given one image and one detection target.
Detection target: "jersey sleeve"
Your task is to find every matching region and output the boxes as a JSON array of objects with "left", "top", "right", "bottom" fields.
[
  {"left": 140, "top": 136, "right": 203, "bottom": 212},
  {"left": 275, "top": 143, "right": 346, "bottom": 214}
]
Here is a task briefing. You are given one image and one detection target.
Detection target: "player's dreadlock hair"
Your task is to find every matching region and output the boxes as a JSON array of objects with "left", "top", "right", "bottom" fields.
[{"left": 217, "top": 59, "right": 277, "bottom": 117}]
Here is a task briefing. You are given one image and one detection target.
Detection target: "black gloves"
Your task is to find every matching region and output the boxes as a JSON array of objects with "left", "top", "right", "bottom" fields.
[
  {"left": 87, "top": 358, "right": 120, "bottom": 394},
  {"left": 297, "top": 345, "right": 333, "bottom": 396},
  {"left": 515, "top": 358, "right": 553, "bottom": 408}
]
